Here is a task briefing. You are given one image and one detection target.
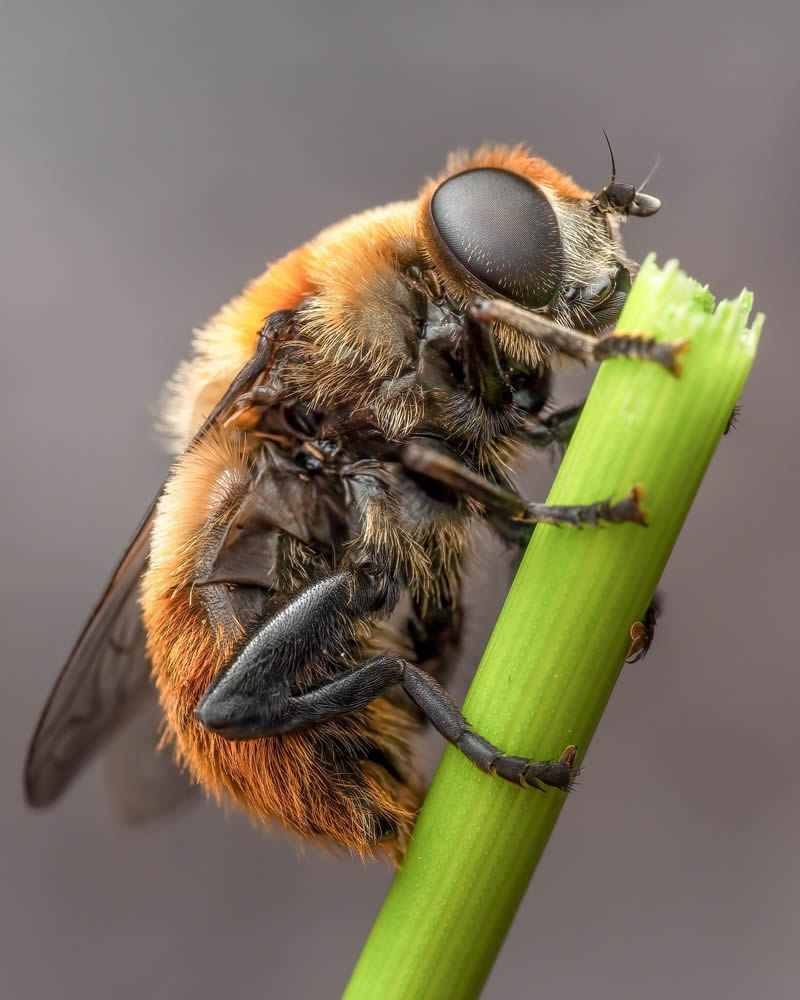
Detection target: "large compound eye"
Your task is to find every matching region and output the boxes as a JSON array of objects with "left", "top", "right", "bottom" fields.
[{"left": 430, "top": 167, "right": 564, "bottom": 309}]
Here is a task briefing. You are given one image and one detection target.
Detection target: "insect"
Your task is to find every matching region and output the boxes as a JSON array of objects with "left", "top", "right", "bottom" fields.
[{"left": 25, "top": 142, "right": 673, "bottom": 861}]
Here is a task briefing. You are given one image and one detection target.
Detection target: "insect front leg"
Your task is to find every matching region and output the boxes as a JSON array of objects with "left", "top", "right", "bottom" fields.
[
  {"left": 471, "top": 297, "right": 689, "bottom": 375},
  {"left": 457, "top": 313, "right": 513, "bottom": 407}
]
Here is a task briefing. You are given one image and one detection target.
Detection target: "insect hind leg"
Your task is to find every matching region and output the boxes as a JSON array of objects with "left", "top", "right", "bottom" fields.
[
  {"left": 194, "top": 563, "right": 574, "bottom": 800},
  {"left": 201, "top": 648, "right": 575, "bottom": 793},
  {"left": 400, "top": 660, "right": 576, "bottom": 791}
]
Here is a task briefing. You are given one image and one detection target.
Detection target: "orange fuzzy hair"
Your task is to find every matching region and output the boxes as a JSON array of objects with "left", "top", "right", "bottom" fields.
[
  {"left": 141, "top": 428, "right": 423, "bottom": 861},
  {"left": 162, "top": 244, "right": 316, "bottom": 450},
  {"left": 148, "top": 244, "right": 426, "bottom": 859},
  {"left": 144, "top": 145, "right": 598, "bottom": 859}
]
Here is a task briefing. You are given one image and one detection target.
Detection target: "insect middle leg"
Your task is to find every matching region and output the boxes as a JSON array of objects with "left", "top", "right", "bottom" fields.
[
  {"left": 400, "top": 440, "right": 646, "bottom": 536},
  {"left": 194, "top": 569, "right": 575, "bottom": 792},
  {"left": 401, "top": 439, "right": 661, "bottom": 658}
]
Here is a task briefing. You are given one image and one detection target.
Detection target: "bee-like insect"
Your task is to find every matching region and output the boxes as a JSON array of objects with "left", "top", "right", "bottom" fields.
[{"left": 25, "top": 142, "right": 671, "bottom": 861}]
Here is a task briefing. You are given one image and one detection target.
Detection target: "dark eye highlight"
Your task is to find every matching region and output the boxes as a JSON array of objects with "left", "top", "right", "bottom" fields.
[{"left": 430, "top": 167, "right": 564, "bottom": 309}]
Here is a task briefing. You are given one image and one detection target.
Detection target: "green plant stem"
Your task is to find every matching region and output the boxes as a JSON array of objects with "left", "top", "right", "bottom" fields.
[{"left": 342, "top": 256, "right": 762, "bottom": 1000}]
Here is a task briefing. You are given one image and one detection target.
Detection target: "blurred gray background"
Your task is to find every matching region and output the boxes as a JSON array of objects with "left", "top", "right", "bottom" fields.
[{"left": 2, "top": 1, "right": 798, "bottom": 997}]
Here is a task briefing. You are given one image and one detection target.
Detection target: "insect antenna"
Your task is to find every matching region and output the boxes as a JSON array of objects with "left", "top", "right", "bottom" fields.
[
  {"left": 638, "top": 153, "right": 662, "bottom": 193},
  {"left": 602, "top": 129, "right": 617, "bottom": 184}
]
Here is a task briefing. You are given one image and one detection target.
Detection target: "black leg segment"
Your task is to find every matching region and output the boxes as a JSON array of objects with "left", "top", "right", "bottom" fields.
[
  {"left": 626, "top": 593, "right": 662, "bottom": 663},
  {"left": 459, "top": 314, "right": 513, "bottom": 407},
  {"left": 518, "top": 403, "right": 585, "bottom": 450},
  {"left": 194, "top": 568, "right": 399, "bottom": 738},
  {"left": 199, "top": 645, "right": 575, "bottom": 792},
  {"left": 401, "top": 661, "right": 576, "bottom": 790},
  {"left": 192, "top": 310, "right": 294, "bottom": 444},
  {"left": 471, "top": 297, "right": 689, "bottom": 375},
  {"left": 400, "top": 440, "right": 647, "bottom": 535}
]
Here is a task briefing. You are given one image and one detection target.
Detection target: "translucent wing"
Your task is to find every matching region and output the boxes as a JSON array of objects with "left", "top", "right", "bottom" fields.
[
  {"left": 23, "top": 312, "right": 288, "bottom": 809},
  {"left": 24, "top": 507, "right": 156, "bottom": 807},
  {"left": 105, "top": 682, "right": 198, "bottom": 824}
]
